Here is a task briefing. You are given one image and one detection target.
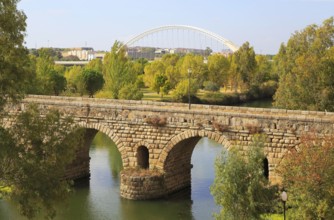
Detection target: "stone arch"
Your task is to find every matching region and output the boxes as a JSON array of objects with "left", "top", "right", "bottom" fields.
[
  {"left": 157, "top": 130, "right": 231, "bottom": 195},
  {"left": 137, "top": 146, "right": 149, "bottom": 169},
  {"left": 156, "top": 130, "right": 231, "bottom": 170},
  {"left": 133, "top": 141, "right": 154, "bottom": 168},
  {"left": 73, "top": 122, "right": 129, "bottom": 167}
]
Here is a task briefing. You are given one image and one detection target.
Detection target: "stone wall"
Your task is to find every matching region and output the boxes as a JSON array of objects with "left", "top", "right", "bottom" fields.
[{"left": 4, "top": 95, "right": 334, "bottom": 199}]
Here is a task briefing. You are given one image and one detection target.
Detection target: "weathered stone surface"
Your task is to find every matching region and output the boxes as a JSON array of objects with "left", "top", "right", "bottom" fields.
[{"left": 4, "top": 95, "right": 334, "bottom": 200}]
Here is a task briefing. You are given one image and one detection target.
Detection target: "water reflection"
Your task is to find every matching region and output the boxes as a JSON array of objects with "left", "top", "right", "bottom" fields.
[{"left": 0, "top": 133, "right": 223, "bottom": 220}]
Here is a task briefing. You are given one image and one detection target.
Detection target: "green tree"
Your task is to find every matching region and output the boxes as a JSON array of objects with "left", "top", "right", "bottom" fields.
[
  {"left": 35, "top": 55, "right": 55, "bottom": 94},
  {"left": 143, "top": 60, "right": 165, "bottom": 90},
  {"left": 62, "top": 55, "right": 80, "bottom": 61},
  {"left": 246, "top": 55, "right": 277, "bottom": 99},
  {"left": 49, "top": 70, "right": 67, "bottom": 96},
  {"left": 279, "top": 134, "right": 334, "bottom": 219},
  {"left": 103, "top": 41, "right": 140, "bottom": 99},
  {"left": 211, "top": 135, "right": 278, "bottom": 220},
  {"left": 172, "top": 79, "right": 198, "bottom": 102},
  {"left": 64, "top": 65, "right": 84, "bottom": 94},
  {"left": 162, "top": 54, "right": 181, "bottom": 89},
  {"left": 36, "top": 48, "right": 62, "bottom": 60},
  {"left": 231, "top": 42, "right": 257, "bottom": 91},
  {"left": 207, "top": 54, "right": 230, "bottom": 88},
  {"left": 253, "top": 55, "right": 272, "bottom": 86},
  {"left": 153, "top": 73, "right": 170, "bottom": 97},
  {"left": 0, "top": 0, "right": 30, "bottom": 108},
  {"left": 0, "top": 105, "right": 83, "bottom": 219},
  {"left": 274, "top": 17, "right": 334, "bottom": 111},
  {"left": 82, "top": 69, "right": 104, "bottom": 97},
  {"left": 180, "top": 54, "right": 208, "bottom": 89},
  {"left": 119, "top": 83, "right": 144, "bottom": 100},
  {"left": 132, "top": 58, "right": 148, "bottom": 76},
  {"left": 24, "top": 54, "right": 40, "bottom": 94},
  {"left": 228, "top": 55, "right": 241, "bottom": 92},
  {"left": 86, "top": 58, "right": 103, "bottom": 72}
]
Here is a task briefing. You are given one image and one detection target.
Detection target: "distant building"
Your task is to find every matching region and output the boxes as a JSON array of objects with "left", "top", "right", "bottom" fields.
[
  {"left": 94, "top": 52, "right": 106, "bottom": 60},
  {"left": 62, "top": 47, "right": 94, "bottom": 61}
]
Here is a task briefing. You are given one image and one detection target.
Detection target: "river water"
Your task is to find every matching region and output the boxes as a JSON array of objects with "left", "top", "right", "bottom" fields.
[
  {"left": 0, "top": 100, "right": 272, "bottom": 220},
  {"left": 0, "top": 133, "right": 223, "bottom": 220}
]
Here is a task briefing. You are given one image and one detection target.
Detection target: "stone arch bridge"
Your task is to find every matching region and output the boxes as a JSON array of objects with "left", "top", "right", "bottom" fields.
[{"left": 4, "top": 95, "right": 334, "bottom": 200}]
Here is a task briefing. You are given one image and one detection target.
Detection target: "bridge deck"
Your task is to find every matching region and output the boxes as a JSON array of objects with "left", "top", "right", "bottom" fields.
[{"left": 21, "top": 95, "right": 334, "bottom": 123}]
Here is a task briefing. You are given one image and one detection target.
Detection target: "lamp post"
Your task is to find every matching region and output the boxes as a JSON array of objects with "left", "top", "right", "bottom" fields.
[
  {"left": 281, "top": 190, "right": 288, "bottom": 220},
  {"left": 187, "top": 68, "right": 192, "bottom": 110}
]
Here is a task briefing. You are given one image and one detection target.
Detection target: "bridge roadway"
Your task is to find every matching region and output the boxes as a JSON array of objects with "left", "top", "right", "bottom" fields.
[{"left": 5, "top": 95, "right": 334, "bottom": 200}]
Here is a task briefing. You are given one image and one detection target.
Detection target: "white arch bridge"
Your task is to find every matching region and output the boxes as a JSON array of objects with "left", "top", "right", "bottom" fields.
[{"left": 121, "top": 25, "right": 239, "bottom": 58}]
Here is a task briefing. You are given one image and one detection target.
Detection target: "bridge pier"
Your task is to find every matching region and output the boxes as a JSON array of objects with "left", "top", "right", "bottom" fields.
[
  {"left": 120, "top": 137, "right": 201, "bottom": 200},
  {"left": 65, "top": 129, "right": 98, "bottom": 181},
  {"left": 120, "top": 169, "right": 166, "bottom": 200}
]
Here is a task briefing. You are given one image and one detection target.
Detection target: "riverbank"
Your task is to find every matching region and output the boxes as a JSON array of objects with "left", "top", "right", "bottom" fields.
[{"left": 142, "top": 87, "right": 274, "bottom": 107}]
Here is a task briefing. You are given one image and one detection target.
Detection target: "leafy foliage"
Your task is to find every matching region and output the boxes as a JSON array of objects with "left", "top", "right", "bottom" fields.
[
  {"left": 274, "top": 17, "right": 334, "bottom": 111},
  {"left": 118, "top": 83, "right": 143, "bottom": 100},
  {"left": 0, "top": 105, "right": 83, "bottom": 219},
  {"left": 230, "top": 42, "right": 257, "bottom": 91},
  {"left": 0, "top": 0, "right": 30, "bottom": 108},
  {"left": 64, "top": 65, "right": 84, "bottom": 95},
  {"left": 207, "top": 54, "right": 230, "bottom": 88},
  {"left": 172, "top": 79, "right": 199, "bottom": 102},
  {"left": 103, "top": 41, "right": 138, "bottom": 99},
  {"left": 82, "top": 69, "right": 104, "bottom": 97},
  {"left": 211, "top": 135, "right": 278, "bottom": 220},
  {"left": 279, "top": 134, "right": 334, "bottom": 219},
  {"left": 86, "top": 58, "right": 103, "bottom": 72},
  {"left": 50, "top": 70, "right": 67, "bottom": 96}
]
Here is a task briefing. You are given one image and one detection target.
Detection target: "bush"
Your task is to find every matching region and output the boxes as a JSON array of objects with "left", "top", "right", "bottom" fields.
[
  {"left": 202, "top": 92, "right": 241, "bottom": 105},
  {"left": 279, "top": 134, "right": 334, "bottom": 219},
  {"left": 212, "top": 122, "right": 229, "bottom": 132},
  {"left": 211, "top": 135, "right": 278, "bottom": 220},
  {"left": 119, "top": 84, "right": 143, "bottom": 100},
  {"left": 203, "top": 81, "right": 220, "bottom": 92},
  {"left": 145, "top": 116, "right": 167, "bottom": 127}
]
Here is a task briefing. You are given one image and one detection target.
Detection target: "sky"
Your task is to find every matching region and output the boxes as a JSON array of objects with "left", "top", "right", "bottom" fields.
[{"left": 18, "top": 0, "right": 334, "bottom": 54}]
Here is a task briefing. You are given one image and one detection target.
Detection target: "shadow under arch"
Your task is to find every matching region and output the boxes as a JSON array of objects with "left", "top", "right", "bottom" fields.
[
  {"left": 64, "top": 122, "right": 128, "bottom": 180},
  {"left": 157, "top": 130, "right": 231, "bottom": 195}
]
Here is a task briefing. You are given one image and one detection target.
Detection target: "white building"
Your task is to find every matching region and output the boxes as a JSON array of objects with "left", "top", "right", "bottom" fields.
[{"left": 62, "top": 47, "right": 94, "bottom": 61}]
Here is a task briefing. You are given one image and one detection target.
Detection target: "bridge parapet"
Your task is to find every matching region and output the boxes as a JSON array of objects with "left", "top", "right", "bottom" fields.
[{"left": 21, "top": 95, "right": 334, "bottom": 122}]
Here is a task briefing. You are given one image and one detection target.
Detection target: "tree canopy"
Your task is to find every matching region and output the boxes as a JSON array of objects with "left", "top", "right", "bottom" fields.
[
  {"left": 211, "top": 135, "right": 278, "bottom": 220},
  {"left": 274, "top": 17, "right": 334, "bottom": 111},
  {"left": 82, "top": 69, "right": 104, "bottom": 97},
  {"left": 0, "top": 105, "right": 83, "bottom": 219},
  {"left": 102, "top": 41, "right": 143, "bottom": 99},
  {"left": 279, "top": 134, "right": 334, "bottom": 219},
  {"left": 0, "top": 0, "right": 30, "bottom": 108}
]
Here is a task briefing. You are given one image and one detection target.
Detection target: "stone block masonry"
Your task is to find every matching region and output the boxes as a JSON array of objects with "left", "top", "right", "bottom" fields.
[{"left": 4, "top": 95, "right": 334, "bottom": 199}]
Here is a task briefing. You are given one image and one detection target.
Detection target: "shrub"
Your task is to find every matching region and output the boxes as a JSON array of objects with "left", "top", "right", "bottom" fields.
[
  {"left": 245, "top": 124, "right": 262, "bottom": 134},
  {"left": 203, "top": 81, "right": 220, "bottom": 92},
  {"left": 145, "top": 116, "right": 167, "bottom": 127},
  {"left": 212, "top": 122, "right": 229, "bottom": 132}
]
